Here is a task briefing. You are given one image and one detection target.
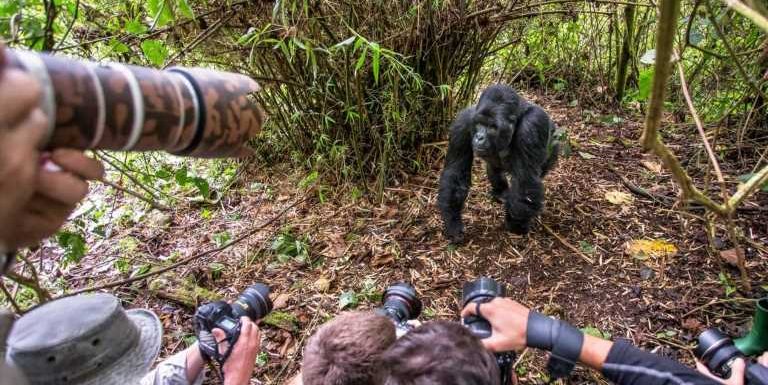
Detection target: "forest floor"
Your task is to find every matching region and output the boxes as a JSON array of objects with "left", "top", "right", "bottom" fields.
[{"left": 55, "top": 91, "right": 768, "bottom": 384}]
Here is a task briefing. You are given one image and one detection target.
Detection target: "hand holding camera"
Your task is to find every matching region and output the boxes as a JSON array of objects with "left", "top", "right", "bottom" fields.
[
  {"left": 460, "top": 295, "right": 530, "bottom": 352},
  {"left": 194, "top": 284, "right": 272, "bottom": 365}
]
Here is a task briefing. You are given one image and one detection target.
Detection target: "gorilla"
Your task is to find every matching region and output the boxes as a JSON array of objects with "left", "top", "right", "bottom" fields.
[{"left": 437, "top": 85, "right": 561, "bottom": 244}]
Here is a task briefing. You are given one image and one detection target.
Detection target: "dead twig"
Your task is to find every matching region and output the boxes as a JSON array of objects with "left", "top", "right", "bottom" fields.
[
  {"left": 100, "top": 179, "right": 171, "bottom": 211},
  {"left": 58, "top": 196, "right": 310, "bottom": 299},
  {"left": 540, "top": 222, "right": 595, "bottom": 264}
]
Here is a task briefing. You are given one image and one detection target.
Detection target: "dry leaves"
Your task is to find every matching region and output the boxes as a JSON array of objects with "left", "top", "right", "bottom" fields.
[
  {"left": 641, "top": 160, "right": 663, "bottom": 174},
  {"left": 273, "top": 293, "right": 291, "bottom": 309},
  {"left": 625, "top": 239, "right": 678, "bottom": 260},
  {"left": 719, "top": 248, "right": 742, "bottom": 267},
  {"left": 605, "top": 190, "right": 634, "bottom": 205},
  {"left": 314, "top": 276, "right": 331, "bottom": 292}
]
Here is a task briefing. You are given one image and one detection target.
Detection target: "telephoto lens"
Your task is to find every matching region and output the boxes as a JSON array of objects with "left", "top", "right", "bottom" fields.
[
  {"left": 3, "top": 47, "right": 266, "bottom": 158},
  {"left": 376, "top": 282, "right": 422, "bottom": 337},
  {"left": 195, "top": 283, "right": 273, "bottom": 364},
  {"left": 230, "top": 283, "right": 274, "bottom": 320},
  {"left": 462, "top": 277, "right": 505, "bottom": 339},
  {"left": 695, "top": 328, "right": 744, "bottom": 378},
  {"left": 462, "top": 278, "right": 516, "bottom": 385}
]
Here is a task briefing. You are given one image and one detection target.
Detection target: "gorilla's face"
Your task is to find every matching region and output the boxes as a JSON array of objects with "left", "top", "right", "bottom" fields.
[{"left": 471, "top": 85, "right": 520, "bottom": 159}]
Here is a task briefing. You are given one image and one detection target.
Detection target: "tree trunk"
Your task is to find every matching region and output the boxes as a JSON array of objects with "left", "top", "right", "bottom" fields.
[{"left": 615, "top": 4, "right": 636, "bottom": 101}]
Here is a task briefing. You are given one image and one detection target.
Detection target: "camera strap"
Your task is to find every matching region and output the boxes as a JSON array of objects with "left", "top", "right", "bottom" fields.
[{"left": 526, "top": 311, "right": 584, "bottom": 381}]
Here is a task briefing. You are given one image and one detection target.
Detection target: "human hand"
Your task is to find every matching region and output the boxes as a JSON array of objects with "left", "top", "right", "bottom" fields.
[
  {"left": 460, "top": 297, "right": 530, "bottom": 352},
  {"left": 695, "top": 358, "right": 746, "bottom": 385},
  {"left": 8, "top": 149, "right": 104, "bottom": 249},
  {"left": 212, "top": 317, "right": 261, "bottom": 385},
  {"left": 759, "top": 352, "right": 768, "bottom": 366},
  {"left": 0, "top": 66, "right": 46, "bottom": 249}
]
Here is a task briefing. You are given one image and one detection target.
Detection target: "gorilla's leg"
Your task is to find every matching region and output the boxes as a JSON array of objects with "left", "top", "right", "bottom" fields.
[
  {"left": 503, "top": 173, "right": 544, "bottom": 234},
  {"left": 438, "top": 109, "right": 475, "bottom": 244},
  {"left": 486, "top": 164, "right": 508, "bottom": 203}
]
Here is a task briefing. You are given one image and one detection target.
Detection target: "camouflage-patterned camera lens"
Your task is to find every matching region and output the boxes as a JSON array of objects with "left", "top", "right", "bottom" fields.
[{"left": 4, "top": 47, "right": 265, "bottom": 158}]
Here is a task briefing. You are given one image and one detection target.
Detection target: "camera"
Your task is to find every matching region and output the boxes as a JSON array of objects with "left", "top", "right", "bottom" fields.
[
  {"left": 195, "top": 283, "right": 273, "bottom": 364},
  {"left": 376, "top": 282, "right": 423, "bottom": 337},
  {"left": 3, "top": 47, "right": 265, "bottom": 158},
  {"left": 695, "top": 328, "right": 768, "bottom": 385},
  {"left": 461, "top": 277, "right": 515, "bottom": 385}
]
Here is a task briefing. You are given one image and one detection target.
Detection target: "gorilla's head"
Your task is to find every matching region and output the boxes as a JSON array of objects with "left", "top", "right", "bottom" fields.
[{"left": 471, "top": 85, "right": 520, "bottom": 159}]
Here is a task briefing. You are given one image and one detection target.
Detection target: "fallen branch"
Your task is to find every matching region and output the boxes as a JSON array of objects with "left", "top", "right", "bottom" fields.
[
  {"left": 100, "top": 179, "right": 170, "bottom": 211},
  {"left": 540, "top": 222, "right": 595, "bottom": 264},
  {"left": 59, "top": 196, "right": 309, "bottom": 298}
]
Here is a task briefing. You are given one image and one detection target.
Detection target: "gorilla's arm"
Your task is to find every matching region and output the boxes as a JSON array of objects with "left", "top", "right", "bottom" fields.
[
  {"left": 438, "top": 108, "right": 475, "bottom": 243},
  {"left": 503, "top": 104, "right": 553, "bottom": 234},
  {"left": 486, "top": 163, "right": 508, "bottom": 201}
]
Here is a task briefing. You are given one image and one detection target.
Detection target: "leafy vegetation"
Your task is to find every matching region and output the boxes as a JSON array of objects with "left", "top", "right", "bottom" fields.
[{"left": 1, "top": 3, "right": 767, "bottom": 379}]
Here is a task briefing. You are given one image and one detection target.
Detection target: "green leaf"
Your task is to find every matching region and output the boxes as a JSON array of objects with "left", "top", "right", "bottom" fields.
[
  {"left": 191, "top": 177, "right": 210, "bottom": 199},
  {"left": 153, "top": 172, "right": 170, "bottom": 183},
  {"left": 255, "top": 352, "right": 269, "bottom": 367},
  {"left": 108, "top": 39, "right": 131, "bottom": 54},
  {"left": 370, "top": 42, "right": 381, "bottom": 84},
  {"left": 140, "top": 39, "right": 168, "bottom": 67},
  {"left": 339, "top": 290, "right": 359, "bottom": 309},
  {"left": 131, "top": 264, "right": 151, "bottom": 277},
  {"left": 581, "top": 326, "right": 611, "bottom": 339},
  {"left": 125, "top": 19, "right": 148, "bottom": 35},
  {"left": 147, "top": 0, "right": 175, "bottom": 27},
  {"left": 299, "top": 171, "right": 319, "bottom": 190},
  {"left": 355, "top": 46, "right": 369, "bottom": 72},
  {"left": 178, "top": 0, "right": 195, "bottom": 19},
  {"left": 579, "top": 241, "right": 595, "bottom": 254},
  {"left": 56, "top": 231, "right": 87, "bottom": 265},
  {"left": 174, "top": 167, "right": 190, "bottom": 185},
  {"left": 638, "top": 68, "right": 654, "bottom": 100},
  {"left": 209, "top": 262, "right": 224, "bottom": 280},
  {"left": 213, "top": 231, "right": 232, "bottom": 247}
]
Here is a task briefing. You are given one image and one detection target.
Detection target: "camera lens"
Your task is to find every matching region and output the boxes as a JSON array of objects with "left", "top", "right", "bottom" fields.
[
  {"left": 462, "top": 277, "right": 505, "bottom": 339},
  {"left": 462, "top": 277, "right": 505, "bottom": 307},
  {"left": 231, "top": 284, "right": 273, "bottom": 321},
  {"left": 695, "top": 328, "right": 743, "bottom": 378},
  {"left": 380, "top": 283, "right": 422, "bottom": 324}
]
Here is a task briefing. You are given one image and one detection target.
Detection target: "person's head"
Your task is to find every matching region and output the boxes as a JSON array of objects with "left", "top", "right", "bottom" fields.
[
  {"left": 301, "top": 311, "right": 396, "bottom": 385},
  {"left": 380, "top": 320, "right": 500, "bottom": 385},
  {"left": 6, "top": 293, "right": 162, "bottom": 385}
]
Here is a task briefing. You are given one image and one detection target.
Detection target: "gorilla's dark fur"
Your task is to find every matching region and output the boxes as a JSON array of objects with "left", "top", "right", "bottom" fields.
[{"left": 437, "top": 85, "right": 561, "bottom": 243}]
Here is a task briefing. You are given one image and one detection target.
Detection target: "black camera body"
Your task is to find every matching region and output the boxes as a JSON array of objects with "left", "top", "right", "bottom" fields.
[
  {"left": 195, "top": 283, "right": 273, "bottom": 364},
  {"left": 695, "top": 328, "right": 768, "bottom": 385},
  {"left": 376, "top": 283, "right": 423, "bottom": 337},
  {"left": 462, "top": 277, "right": 516, "bottom": 385}
]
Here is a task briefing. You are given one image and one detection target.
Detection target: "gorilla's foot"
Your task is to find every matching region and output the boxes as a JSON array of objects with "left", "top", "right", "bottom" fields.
[
  {"left": 443, "top": 222, "right": 466, "bottom": 244},
  {"left": 505, "top": 217, "right": 531, "bottom": 235}
]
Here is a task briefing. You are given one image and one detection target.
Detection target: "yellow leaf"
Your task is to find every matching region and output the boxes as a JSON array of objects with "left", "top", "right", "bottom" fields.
[
  {"left": 641, "top": 160, "right": 663, "bottom": 173},
  {"left": 626, "top": 239, "right": 678, "bottom": 260},
  {"left": 314, "top": 277, "right": 331, "bottom": 292},
  {"left": 605, "top": 190, "right": 634, "bottom": 205}
]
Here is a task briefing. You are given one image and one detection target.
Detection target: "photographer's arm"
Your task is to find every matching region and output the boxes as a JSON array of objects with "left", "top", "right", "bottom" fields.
[
  {"left": 462, "top": 298, "right": 725, "bottom": 385},
  {"left": 141, "top": 318, "right": 261, "bottom": 385},
  {"left": 0, "top": 56, "right": 103, "bottom": 265}
]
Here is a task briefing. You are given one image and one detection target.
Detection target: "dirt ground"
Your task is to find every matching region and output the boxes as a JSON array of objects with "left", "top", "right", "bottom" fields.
[{"left": 58, "top": 92, "right": 768, "bottom": 384}]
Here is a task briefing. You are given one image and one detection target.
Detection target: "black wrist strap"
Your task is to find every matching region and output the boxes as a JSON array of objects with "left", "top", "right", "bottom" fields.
[{"left": 526, "top": 311, "right": 584, "bottom": 380}]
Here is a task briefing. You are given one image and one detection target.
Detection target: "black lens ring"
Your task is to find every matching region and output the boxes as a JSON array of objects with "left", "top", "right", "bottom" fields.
[
  {"left": 167, "top": 68, "right": 206, "bottom": 155},
  {"left": 383, "top": 283, "right": 422, "bottom": 320},
  {"left": 462, "top": 277, "right": 504, "bottom": 307},
  {"left": 700, "top": 337, "right": 731, "bottom": 362}
]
